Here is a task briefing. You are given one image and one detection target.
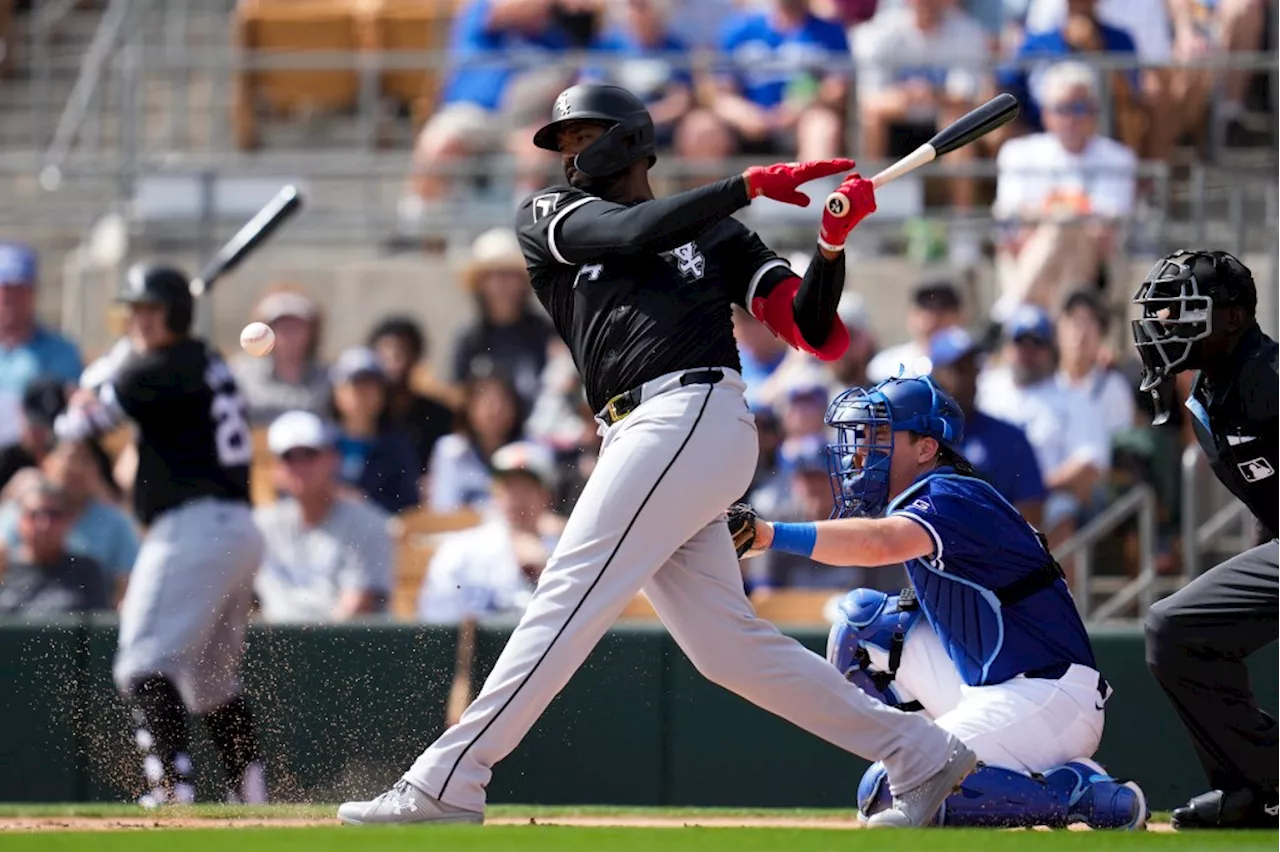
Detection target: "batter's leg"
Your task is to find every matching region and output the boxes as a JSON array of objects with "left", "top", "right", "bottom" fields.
[
  {"left": 391, "top": 383, "right": 760, "bottom": 814},
  {"left": 643, "top": 521, "right": 958, "bottom": 795}
]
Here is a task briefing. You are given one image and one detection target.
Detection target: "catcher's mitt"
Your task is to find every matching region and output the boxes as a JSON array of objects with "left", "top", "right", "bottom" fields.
[{"left": 727, "top": 503, "right": 759, "bottom": 558}]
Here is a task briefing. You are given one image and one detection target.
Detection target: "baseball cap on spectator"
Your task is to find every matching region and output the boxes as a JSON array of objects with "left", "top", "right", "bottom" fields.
[
  {"left": 491, "top": 441, "right": 555, "bottom": 489},
  {"left": 1006, "top": 304, "right": 1055, "bottom": 345},
  {"left": 911, "top": 281, "right": 962, "bottom": 313},
  {"left": 928, "top": 327, "right": 981, "bottom": 370},
  {"left": 330, "top": 347, "right": 384, "bottom": 385},
  {"left": 0, "top": 242, "right": 37, "bottom": 286},
  {"left": 779, "top": 436, "right": 828, "bottom": 475},
  {"left": 267, "top": 410, "right": 337, "bottom": 456},
  {"left": 256, "top": 290, "right": 319, "bottom": 324},
  {"left": 785, "top": 379, "right": 829, "bottom": 407},
  {"left": 22, "top": 377, "right": 68, "bottom": 430}
]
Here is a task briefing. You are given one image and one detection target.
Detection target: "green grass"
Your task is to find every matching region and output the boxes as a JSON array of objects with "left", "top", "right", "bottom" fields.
[
  {"left": 1, "top": 826, "right": 1277, "bottom": 852},
  {"left": 0, "top": 803, "right": 852, "bottom": 820}
]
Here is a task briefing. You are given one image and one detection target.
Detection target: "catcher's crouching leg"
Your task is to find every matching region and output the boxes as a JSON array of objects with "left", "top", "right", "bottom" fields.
[{"left": 856, "top": 760, "right": 1146, "bottom": 829}]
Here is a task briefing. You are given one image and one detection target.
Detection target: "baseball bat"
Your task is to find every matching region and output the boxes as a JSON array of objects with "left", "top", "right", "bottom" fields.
[
  {"left": 189, "top": 184, "right": 304, "bottom": 297},
  {"left": 825, "top": 93, "right": 1019, "bottom": 217}
]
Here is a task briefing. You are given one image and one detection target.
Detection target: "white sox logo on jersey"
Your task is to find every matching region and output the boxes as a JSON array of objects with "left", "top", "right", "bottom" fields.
[{"left": 669, "top": 241, "right": 705, "bottom": 280}]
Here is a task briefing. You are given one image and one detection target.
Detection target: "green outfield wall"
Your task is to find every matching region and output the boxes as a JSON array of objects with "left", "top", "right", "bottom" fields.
[{"left": 0, "top": 617, "right": 1273, "bottom": 810}]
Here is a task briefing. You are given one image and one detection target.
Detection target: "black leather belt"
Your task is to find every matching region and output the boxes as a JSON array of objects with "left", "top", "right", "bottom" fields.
[{"left": 599, "top": 369, "right": 725, "bottom": 426}]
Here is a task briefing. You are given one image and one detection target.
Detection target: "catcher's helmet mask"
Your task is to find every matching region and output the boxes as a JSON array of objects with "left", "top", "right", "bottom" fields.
[
  {"left": 117, "top": 262, "right": 195, "bottom": 335},
  {"left": 825, "top": 376, "right": 965, "bottom": 519},
  {"left": 1131, "top": 249, "right": 1255, "bottom": 394},
  {"left": 534, "top": 84, "right": 657, "bottom": 182}
]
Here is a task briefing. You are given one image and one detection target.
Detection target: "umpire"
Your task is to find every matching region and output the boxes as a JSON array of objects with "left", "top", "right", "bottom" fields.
[{"left": 1132, "top": 250, "right": 1278, "bottom": 829}]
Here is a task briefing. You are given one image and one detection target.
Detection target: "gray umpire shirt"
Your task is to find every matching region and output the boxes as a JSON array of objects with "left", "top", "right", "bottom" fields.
[{"left": 253, "top": 495, "right": 393, "bottom": 622}]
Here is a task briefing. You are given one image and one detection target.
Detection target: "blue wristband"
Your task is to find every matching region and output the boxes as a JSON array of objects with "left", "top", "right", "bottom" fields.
[{"left": 770, "top": 522, "right": 817, "bottom": 558}]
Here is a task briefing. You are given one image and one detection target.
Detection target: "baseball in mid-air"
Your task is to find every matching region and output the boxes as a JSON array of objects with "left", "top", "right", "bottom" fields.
[{"left": 240, "top": 321, "right": 275, "bottom": 357}]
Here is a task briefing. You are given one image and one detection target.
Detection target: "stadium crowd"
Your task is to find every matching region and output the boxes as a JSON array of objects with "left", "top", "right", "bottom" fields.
[{"left": 0, "top": 0, "right": 1271, "bottom": 623}]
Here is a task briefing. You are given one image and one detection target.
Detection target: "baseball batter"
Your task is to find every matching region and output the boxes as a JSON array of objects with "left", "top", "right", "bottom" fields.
[
  {"left": 340, "top": 84, "right": 976, "bottom": 827},
  {"left": 56, "top": 264, "right": 266, "bottom": 806},
  {"left": 732, "top": 375, "right": 1146, "bottom": 828}
]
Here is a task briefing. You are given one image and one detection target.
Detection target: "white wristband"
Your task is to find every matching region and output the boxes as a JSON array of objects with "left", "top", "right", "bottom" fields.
[{"left": 817, "top": 237, "right": 845, "bottom": 254}]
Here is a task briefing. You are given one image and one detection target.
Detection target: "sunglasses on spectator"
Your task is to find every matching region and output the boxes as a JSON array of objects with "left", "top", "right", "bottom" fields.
[
  {"left": 281, "top": 447, "right": 323, "bottom": 464},
  {"left": 1048, "top": 101, "right": 1098, "bottom": 117}
]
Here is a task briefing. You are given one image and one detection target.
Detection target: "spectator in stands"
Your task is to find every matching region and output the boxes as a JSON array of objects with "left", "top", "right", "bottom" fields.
[
  {"left": 254, "top": 411, "right": 392, "bottom": 623},
  {"left": 419, "top": 441, "right": 560, "bottom": 623},
  {"left": 0, "top": 478, "right": 108, "bottom": 616},
  {"left": 452, "top": 228, "right": 556, "bottom": 414},
  {"left": 428, "top": 375, "right": 524, "bottom": 513},
  {"left": 0, "top": 243, "right": 81, "bottom": 448},
  {"left": 1056, "top": 289, "right": 1133, "bottom": 447},
  {"left": 992, "top": 62, "right": 1136, "bottom": 321},
  {"left": 580, "top": 0, "right": 694, "bottom": 149},
  {"left": 0, "top": 440, "right": 138, "bottom": 599},
  {"left": 0, "top": 376, "right": 64, "bottom": 492},
  {"left": 977, "top": 304, "right": 1110, "bottom": 543},
  {"left": 368, "top": 316, "right": 454, "bottom": 479},
  {"left": 852, "top": 0, "right": 990, "bottom": 210},
  {"left": 232, "top": 286, "right": 330, "bottom": 426},
  {"left": 748, "top": 405, "right": 785, "bottom": 501},
  {"left": 779, "top": 381, "right": 831, "bottom": 442},
  {"left": 926, "top": 326, "right": 1047, "bottom": 527},
  {"left": 866, "top": 280, "right": 963, "bottom": 382},
  {"left": 676, "top": 0, "right": 848, "bottom": 168},
  {"left": 524, "top": 340, "right": 600, "bottom": 515},
  {"left": 407, "top": 0, "right": 599, "bottom": 208},
  {"left": 733, "top": 306, "right": 792, "bottom": 410},
  {"left": 1021, "top": 0, "right": 1176, "bottom": 158},
  {"left": 1169, "top": 0, "right": 1271, "bottom": 146},
  {"left": 998, "top": 0, "right": 1139, "bottom": 144},
  {"left": 329, "top": 347, "right": 420, "bottom": 515}
]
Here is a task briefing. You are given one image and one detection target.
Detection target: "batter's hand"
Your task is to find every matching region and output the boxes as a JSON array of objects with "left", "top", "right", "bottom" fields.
[
  {"left": 819, "top": 174, "right": 876, "bottom": 253},
  {"left": 743, "top": 159, "right": 857, "bottom": 207}
]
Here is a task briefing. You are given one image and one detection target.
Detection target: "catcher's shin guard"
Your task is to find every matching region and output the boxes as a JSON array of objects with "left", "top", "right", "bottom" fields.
[{"left": 857, "top": 760, "right": 1147, "bottom": 829}]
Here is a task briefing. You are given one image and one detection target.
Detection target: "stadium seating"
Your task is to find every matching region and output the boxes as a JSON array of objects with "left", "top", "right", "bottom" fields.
[
  {"left": 356, "top": 0, "right": 459, "bottom": 129},
  {"left": 391, "top": 506, "right": 482, "bottom": 619}
]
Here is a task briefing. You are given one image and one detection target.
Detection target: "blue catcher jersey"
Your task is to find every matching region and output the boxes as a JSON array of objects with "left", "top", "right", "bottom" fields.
[{"left": 887, "top": 467, "right": 1096, "bottom": 686}]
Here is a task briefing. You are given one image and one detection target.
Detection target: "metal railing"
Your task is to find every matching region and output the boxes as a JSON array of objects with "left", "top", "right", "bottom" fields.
[
  {"left": 1180, "top": 445, "right": 1256, "bottom": 581},
  {"left": 1058, "top": 484, "right": 1159, "bottom": 623}
]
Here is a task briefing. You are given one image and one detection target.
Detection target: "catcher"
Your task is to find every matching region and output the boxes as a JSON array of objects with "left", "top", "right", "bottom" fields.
[{"left": 728, "top": 375, "right": 1148, "bottom": 828}]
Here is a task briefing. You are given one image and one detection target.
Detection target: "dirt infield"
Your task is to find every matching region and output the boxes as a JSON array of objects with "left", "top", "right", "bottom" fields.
[{"left": 0, "top": 815, "right": 1175, "bottom": 832}]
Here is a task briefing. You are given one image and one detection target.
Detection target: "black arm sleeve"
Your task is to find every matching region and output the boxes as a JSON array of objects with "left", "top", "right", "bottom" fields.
[
  {"left": 554, "top": 177, "right": 751, "bottom": 264},
  {"left": 792, "top": 247, "right": 845, "bottom": 347}
]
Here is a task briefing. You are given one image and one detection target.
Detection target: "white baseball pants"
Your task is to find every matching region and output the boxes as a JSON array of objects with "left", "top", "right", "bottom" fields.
[
  {"left": 405, "top": 369, "right": 956, "bottom": 810},
  {"left": 865, "top": 620, "right": 1107, "bottom": 773}
]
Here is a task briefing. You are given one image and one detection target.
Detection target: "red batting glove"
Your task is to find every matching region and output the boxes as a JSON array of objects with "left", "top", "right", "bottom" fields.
[
  {"left": 818, "top": 173, "right": 876, "bottom": 253},
  {"left": 743, "top": 158, "right": 856, "bottom": 207}
]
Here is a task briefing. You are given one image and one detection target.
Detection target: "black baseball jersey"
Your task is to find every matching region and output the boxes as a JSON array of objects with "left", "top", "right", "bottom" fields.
[
  {"left": 1186, "top": 325, "right": 1279, "bottom": 540},
  {"left": 106, "top": 339, "right": 252, "bottom": 525},
  {"left": 515, "top": 178, "right": 796, "bottom": 413}
]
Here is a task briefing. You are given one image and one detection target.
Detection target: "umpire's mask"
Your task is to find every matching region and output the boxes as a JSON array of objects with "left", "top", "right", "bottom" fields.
[{"left": 1131, "top": 250, "right": 1256, "bottom": 393}]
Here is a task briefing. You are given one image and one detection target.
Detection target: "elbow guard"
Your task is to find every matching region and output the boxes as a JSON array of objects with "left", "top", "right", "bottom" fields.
[{"left": 750, "top": 275, "right": 850, "bottom": 361}]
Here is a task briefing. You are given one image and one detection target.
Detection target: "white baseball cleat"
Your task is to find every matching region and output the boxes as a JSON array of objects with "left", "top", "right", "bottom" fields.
[
  {"left": 338, "top": 779, "right": 484, "bottom": 825},
  {"left": 866, "top": 741, "right": 979, "bottom": 828}
]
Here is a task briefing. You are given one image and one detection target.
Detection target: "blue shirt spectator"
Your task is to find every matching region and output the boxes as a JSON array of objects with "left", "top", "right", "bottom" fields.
[
  {"left": 442, "top": 0, "right": 574, "bottom": 111},
  {"left": 582, "top": 0, "right": 693, "bottom": 145},
  {"left": 0, "top": 243, "right": 82, "bottom": 447},
  {"left": 926, "top": 326, "right": 1047, "bottom": 529},
  {"left": 717, "top": 6, "right": 850, "bottom": 110},
  {"left": 998, "top": 21, "right": 1137, "bottom": 130}
]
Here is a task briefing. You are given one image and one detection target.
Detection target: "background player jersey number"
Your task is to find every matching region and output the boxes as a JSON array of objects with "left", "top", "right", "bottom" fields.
[{"left": 205, "top": 360, "right": 252, "bottom": 467}]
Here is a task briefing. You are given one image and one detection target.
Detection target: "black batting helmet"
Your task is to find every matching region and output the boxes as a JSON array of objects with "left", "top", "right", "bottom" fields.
[
  {"left": 533, "top": 84, "right": 656, "bottom": 179},
  {"left": 117, "top": 262, "right": 194, "bottom": 335}
]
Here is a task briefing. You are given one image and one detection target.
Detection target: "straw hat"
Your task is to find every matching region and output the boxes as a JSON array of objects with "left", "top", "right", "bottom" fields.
[{"left": 461, "top": 228, "right": 528, "bottom": 291}]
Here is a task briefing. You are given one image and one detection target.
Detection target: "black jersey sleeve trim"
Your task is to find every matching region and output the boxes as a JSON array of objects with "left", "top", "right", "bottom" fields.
[
  {"left": 745, "top": 259, "right": 791, "bottom": 306},
  {"left": 433, "top": 382, "right": 717, "bottom": 802}
]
